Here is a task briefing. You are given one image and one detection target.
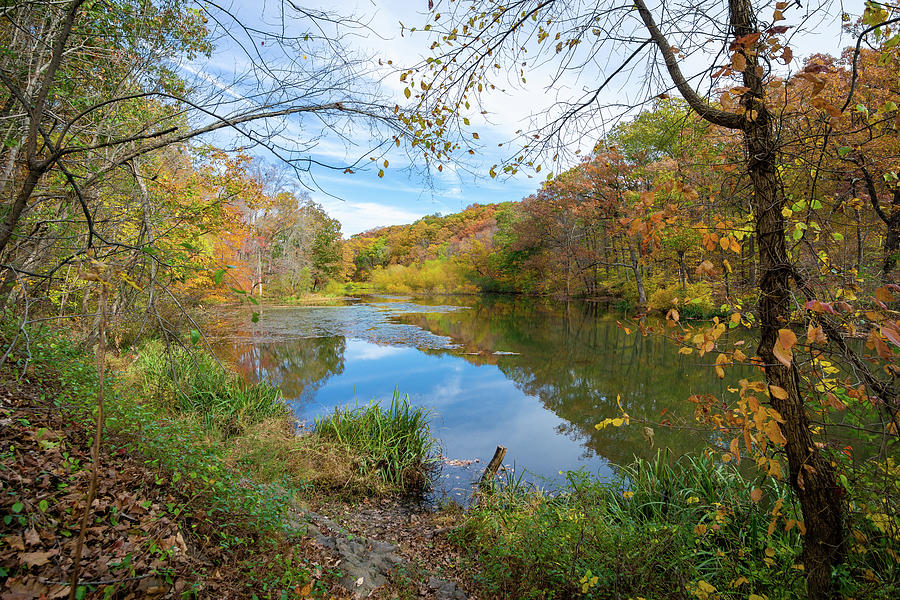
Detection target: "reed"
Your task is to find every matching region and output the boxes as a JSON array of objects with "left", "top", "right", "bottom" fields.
[
  {"left": 131, "top": 340, "right": 288, "bottom": 436},
  {"left": 313, "top": 388, "right": 438, "bottom": 491}
]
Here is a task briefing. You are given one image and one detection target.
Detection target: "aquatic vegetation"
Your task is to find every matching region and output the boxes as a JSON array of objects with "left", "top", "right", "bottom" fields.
[
  {"left": 314, "top": 388, "right": 438, "bottom": 491},
  {"left": 128, "top": 339, "right": 288, "bottom": 437}
]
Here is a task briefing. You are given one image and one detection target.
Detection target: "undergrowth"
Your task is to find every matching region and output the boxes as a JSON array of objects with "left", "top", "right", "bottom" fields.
[
  {"left": 0, "top": 320, "right": 340, "bottom": 598},
  {"left": 452, "top": 452, "right": 899, "bottom": 599},
  {"left": 127, "top": 339, "right": 288, "bottom": 438}
]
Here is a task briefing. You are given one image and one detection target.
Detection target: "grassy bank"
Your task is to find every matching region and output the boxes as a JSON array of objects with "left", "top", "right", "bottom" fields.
[
  {"left": 0, "top": 320, "right": 437, "bottom": 598},
  {"left": 452, "top": 453, "right": 898, "bottom": 599}
]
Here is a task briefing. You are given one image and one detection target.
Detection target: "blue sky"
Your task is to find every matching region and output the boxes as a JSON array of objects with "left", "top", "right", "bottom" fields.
[{"left": 189, "top": 0, "right": 852, "bottom": 235}]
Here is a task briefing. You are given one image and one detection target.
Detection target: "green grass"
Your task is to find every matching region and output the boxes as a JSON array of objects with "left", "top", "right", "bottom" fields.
[
  {"left": 453, "top": 451, "right": 899, "bottom": 599},
  {"left": 128, "top": 339, "right": 288, "bottom": 437},
  {"left": 314, "top": 388, "right": 438, "bottom": 492}
]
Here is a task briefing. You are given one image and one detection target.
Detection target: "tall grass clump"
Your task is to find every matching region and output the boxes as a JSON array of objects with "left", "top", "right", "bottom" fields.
[
  {"left": 130, "top": 340, "right": 288, "bottom": 437},
  {"left": 314, "top": 388, "right": 438, "bottom": 492},
  {"left": 452, "top": 451, "right": 898, "bottom": 599}
]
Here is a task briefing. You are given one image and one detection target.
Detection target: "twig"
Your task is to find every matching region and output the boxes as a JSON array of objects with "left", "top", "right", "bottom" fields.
[{"left": 68, "top": 272, "right": 107, "bottom": 599}]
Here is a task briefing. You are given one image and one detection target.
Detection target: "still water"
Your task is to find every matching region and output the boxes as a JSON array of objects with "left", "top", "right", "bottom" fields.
[{"left": 215, "top": 295, "right": 747, "bottom": 499}]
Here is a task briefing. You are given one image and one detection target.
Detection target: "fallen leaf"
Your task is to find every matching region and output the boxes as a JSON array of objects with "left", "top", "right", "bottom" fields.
[{"left": 22, "top": 549, "right": 57, "bottom": 567}]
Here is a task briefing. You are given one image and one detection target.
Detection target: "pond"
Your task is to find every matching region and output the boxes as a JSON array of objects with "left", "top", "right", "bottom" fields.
[{"left": 213, "top": 295, "right": 750, "bottom": 501}]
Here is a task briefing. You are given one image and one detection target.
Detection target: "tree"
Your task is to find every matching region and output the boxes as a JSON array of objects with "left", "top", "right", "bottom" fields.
[
  {"left": 405, "top": 1, "right": 900, "bottom": 596},
  {"left": 0, "top": 0, "right": 403, "bottom": 313}
]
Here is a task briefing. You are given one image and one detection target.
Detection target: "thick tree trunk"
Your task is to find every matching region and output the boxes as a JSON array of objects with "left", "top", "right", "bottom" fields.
[
  {"left": 732, "top": 1, "right": 845, "bottom": 595},
  {"left": 633, "top": 0, "right": 846, "bottom": 595}
]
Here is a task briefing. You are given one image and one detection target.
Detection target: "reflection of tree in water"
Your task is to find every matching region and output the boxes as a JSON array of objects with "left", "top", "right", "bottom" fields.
[
  {"left": 401, "top": 298, "right": 751, "bottom": 467},
  {"left": 226, "top": 336, "right": 346, "bottom": 405}
]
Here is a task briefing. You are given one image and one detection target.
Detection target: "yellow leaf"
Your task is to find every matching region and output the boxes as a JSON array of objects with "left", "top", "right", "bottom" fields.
[
  {"left": 623, "top": 491, "right": 634, "bottom": 499},
  {"left": 697, "top": 580, "right": 716, "bottom": 593},
  {"left": 404, "top": 87, "right": 411, "bottom": 99},
  {"left": 378, "top": 169, "right": 384, "bottom": 178},
  {"left": 679, "top": 346, "right": 693, "bottom": 355},
  {"left": 769, "top": 385, "right": 788, "bottom": 400},
  {"left": 733, "top": 349, "right": 747, "bottom": 362},
  {"left": 749, "top": 595, "right": 768, "bottom": 600},
  {"left": 732, "top": 576, "right": 748, "bottom": 587},
  {"left": 694, "top": 523, "right": 708, "bottom": 535},
  {"left": 472, "top": 132, "right": 480, "bottom": 139},
  {"left": 766, "top": 421, "right": 787, "bottom": 445}
]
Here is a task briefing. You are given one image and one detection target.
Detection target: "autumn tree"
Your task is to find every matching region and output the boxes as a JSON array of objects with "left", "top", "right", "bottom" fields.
[
  {"left": 400, "top": 1, "right": 900, "bottom": 596},
  {"left": 0, "top": 0, "right": 405, "bottom": 318}
]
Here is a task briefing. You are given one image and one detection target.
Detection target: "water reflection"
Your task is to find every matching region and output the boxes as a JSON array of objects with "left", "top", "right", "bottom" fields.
[{"left": 216, "top": 296, "right": 751, "bottom": 495}]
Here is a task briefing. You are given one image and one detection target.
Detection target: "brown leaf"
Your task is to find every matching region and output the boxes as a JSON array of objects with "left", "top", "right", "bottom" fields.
[
  {"left": 806, "top": 324, "right": 826, "bottom": 345},
  {"left": 5, "top": 535, "right": 25, "bottom": 552},
  {"left": 777, "top": 328, "right": 797, "bottom": 350},
  {"left": 881, "top": 325, "right": 900, "bottom": 349},
  {"left": 21, "top": 549, "right": 57, "bottom": 567},
  {"left": 24, "top": 528, "right": 40, "bottom": 547},
  {"left": 750, "top": 488, "right": 763, "bottom": 503},
  {"left": 773, "top": 342, "right": 792, "bottom": 367}
]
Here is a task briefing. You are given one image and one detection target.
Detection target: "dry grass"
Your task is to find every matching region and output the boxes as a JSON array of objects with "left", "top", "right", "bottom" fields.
[{"left": 226, "top": 417, "right": 401, "bottom": 498}]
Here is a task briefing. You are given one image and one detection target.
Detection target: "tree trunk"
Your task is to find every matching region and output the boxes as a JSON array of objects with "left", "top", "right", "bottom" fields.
[
  {"left": 731, "top": 1, "right": 845, "bottom": 595},
  {"left": 881, "top": 189, "right": 900, "bottom": 283},
  {"left": 633, "top": 0, "right": 846, "bottom": 595},
  {"left": 629, "top": 245, "right": 646, "bottom": 305}
]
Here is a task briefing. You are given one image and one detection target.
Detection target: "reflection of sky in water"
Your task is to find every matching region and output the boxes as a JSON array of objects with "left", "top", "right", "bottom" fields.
[
  {"left": 218, "top": 297, "right": 744, "bottom": 502},
  {"left": 286, "top": 338, "right": 612, "bottom": 498}
]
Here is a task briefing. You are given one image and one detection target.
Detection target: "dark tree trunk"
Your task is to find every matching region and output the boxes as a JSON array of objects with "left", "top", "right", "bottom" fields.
[
  {"left": 634, "top": 0, "right": 846, "bottom": 596},
  {"left": 882, "top": 189, "right": 900, "bottom": 283},
  {"left": 732, "top": 1, "right": 845, "bottom": 596}
]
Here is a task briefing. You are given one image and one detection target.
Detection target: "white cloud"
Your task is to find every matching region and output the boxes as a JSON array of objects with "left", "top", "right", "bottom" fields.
[
  {"left": 317, "top": 199, "right": 430, "bottom": 235},
  {"left": 344, "top": 340, "right": 409, "bottom": 361}
]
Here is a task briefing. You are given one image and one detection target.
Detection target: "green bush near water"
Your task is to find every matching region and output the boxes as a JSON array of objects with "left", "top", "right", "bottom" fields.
[
  {"left": 129, "top": 340, "right": 288, "bottom": 437},
  {"left": 314, "top": 389, "right": 438, "bottom": 491},
  {"left": 453, "top": 452, "right": 898, "bottom": 599}
]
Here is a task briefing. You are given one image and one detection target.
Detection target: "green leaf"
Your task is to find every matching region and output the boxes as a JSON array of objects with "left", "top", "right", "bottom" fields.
[
  {"left": 251, "top": 312, "right": 260, "bottom": 323},
  {"left": 213, "top": 269, "right": 226, "bottom": 285},
  {"left": 247, "top": 295, "right": 259, "bottom": 305},
  {"left": 11, "top": 502, "right": 23, "bottom": 513},
  {"left": 190, "top": 329, "right": 200, "bottom": 346},
  {"left": 811, "top": 198, "right": 822, "bottom": 210},
  {"left": 837, "top": 146, "right": 852, "bottom": 158}
]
